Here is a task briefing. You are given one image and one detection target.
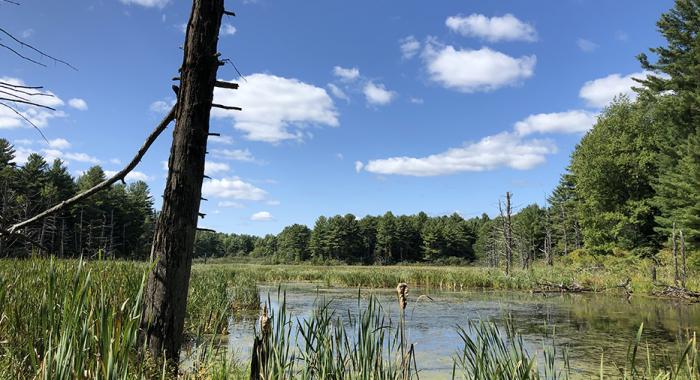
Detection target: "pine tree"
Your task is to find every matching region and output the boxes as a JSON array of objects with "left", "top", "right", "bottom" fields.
[
  {"left": 375, "top": 211, "right": 397, "bottom": 263},
  {"left": 654, "top": 129, "right": 700, "bottom": 247}
]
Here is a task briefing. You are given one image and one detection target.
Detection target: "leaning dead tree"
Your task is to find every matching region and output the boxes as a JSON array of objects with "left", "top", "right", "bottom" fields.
[{"left": 140, "top": 0, "right": 235, "bottom": 366}]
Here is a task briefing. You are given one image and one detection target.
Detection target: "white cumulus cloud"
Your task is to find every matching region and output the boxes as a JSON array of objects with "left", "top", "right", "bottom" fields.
[
  {"left": 399, "top": 36, "right": 421, "bottom": 59},
  {"left": 149, "top": 99, "right": 175, "bottom": 113},
  {"left": 211, "top": 148, "right": 255, "bottom": 162},
  {"left": 250, "top": 211, "right": 273, "bottom": 221},
  {"left": 105, "top": 170, "right": 151, "bottom": 182},
  {"left": 119, "top": 0, "right": 169, "bottom": 8},
  {"left": 579, "top": 72, "right": 648, "bottom": 108},
  {"left": 363, "top": 82, "right": 395, "bottom": 106},
  {"left": 218, "top": 201, "right": 244, "bottom": 208},
  {"left": 68, "top": 98, "right": 88, "bottom": 111},
  {"left": 208, "top": 134, "right": 234, "bottom": 145},
  {"left": 204, "top": 161, "right": 230, "bottom": 175},
  {"left": 327, "top": 83, "right": 349, "bottom": 102},
  {"left": 62, "top": 152, "right": 101, "bottom": 164},
  {"left": 202, "top": 177, "right": 267, "bottom": 200},
  {"left": 221, "top": 23, "right": 237, "bottom": 36},
  {"left": 332, "top": 66, "right": 360, "bottom": 81},
  {"left": 354, "top": 161, "right": 364, "bottom": 173},
  {"left": 445, "top": 14, "right": 537, "bottom": 42},
  {"left": 47, "top": 138, "right": 71, "bottom": 149},
  {"left": 515, "top": 110, "right": 597, "bottom": 136},
  {"left": 577, "top": 38, "right": 598, "bottom": 52},
  {"left": 212, "top": 73, "right": 338, "bottom": 143},
  {"left": 359, "top": 132, "right": 556, "bottom": 176},
  {"left": 422, "top": 42, "right": 536, "bottom": 93}
]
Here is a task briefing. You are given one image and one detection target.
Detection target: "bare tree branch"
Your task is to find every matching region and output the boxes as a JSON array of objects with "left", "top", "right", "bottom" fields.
[
  {"left": 0, "top": 96, "right": 55, "bottom": 110},
  {"left": 0, "top": 88, "right": 30, "bottom": 102},
  {"left": 0, "top": 81, "right": 43, "bottom": 90},
  {"left": 0, "top": 27, "right": 77, "bottom": 70},
  {"left": 0, "top": 83, "right": 51, "bottom": 96},
  {"left": 211, "top": 103, "right": 241, "bottom": 111},
  {"left": 0, "top": 101, "right": 48, "bottom": 143},
  {"left": 3, "top": 106, "right": 177, "bottom": 235},
  {"left": 0, "top": 41, "right": 47, "bottom": 67}
]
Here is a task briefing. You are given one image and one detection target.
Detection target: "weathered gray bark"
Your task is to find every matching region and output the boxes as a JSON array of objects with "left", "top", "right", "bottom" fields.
[
  {"left": 499, "top": 192, "right": 513, "bottom": 276},
  {"left": 140, "top": 0, "right": 225, "bottom": 364}
]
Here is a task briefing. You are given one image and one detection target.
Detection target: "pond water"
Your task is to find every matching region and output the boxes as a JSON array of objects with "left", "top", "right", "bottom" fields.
[{"left": 225, "top": 284, "right": 700, "bottom": 378}]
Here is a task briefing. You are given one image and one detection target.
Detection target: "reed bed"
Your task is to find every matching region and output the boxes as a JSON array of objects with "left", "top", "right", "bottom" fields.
[
  {"left": 0, "top": 258, "right": 255, "bottom": 379},
  {"left": 202, "top": 258, "right": 698, "bottom": 295},
  {"left": 250, "top": 290, "right": 417, "bottom": 380}
]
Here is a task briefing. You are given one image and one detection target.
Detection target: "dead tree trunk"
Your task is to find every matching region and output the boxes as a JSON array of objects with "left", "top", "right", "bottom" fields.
[
  {"left": 672, "top": 222, "right": 679, "bottom": 286},
  {"left": 140, "top": 0, "right": 225, "bottom": 365},
  {"left": 560, "top": 205, "right": 568, "bottom": 256},
  {"left": 499, "top": 192, "right": 513, "bottom": 275},
  {"left": 680, "top": 229, "right": 687, "bottom": 289}
]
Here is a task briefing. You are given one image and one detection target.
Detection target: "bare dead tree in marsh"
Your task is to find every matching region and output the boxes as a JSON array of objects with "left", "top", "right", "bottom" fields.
[
  {"left": 559, "top": 204, "right": 568, "bottom": 256},
  {"left": 542, "top": 207, "right": 553, "bottom": 266},
  {"left": 680, "top": 229, "right": 687, "bottom": 289},
  {"left": 499, "top": 192, "right": 513, "bottom": 276},
  {"left": 672, "top": 222, "right": 679, "bottom": 286},
  {"left": 140, "top": 0, "right": 238, "bottom": 366}
]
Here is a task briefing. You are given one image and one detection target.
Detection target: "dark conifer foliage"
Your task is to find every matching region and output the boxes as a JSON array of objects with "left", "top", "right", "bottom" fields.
[{"left": 0, "top": 139, "right": 155, "bottom": 258}]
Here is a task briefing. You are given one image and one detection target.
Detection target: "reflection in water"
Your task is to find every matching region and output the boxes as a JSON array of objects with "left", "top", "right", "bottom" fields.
[{"left": 226, "top": 284, "right": 700, "bottom": 378}]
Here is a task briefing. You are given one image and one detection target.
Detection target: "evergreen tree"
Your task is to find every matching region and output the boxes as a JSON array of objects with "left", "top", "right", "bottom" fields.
[
  {"left": 654, "top": 129, "right": 700, "bottom": 247},
  {"left": 309, "top": 216, "right": 329, "bottom": 260},
  {"left": 277, "top": 223, "right": 311, "bottom": 262},
  {"left": 375, "top": 211, "right": 397, "bottom": 263}
]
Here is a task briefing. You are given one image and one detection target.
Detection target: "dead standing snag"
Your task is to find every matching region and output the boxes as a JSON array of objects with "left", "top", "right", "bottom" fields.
[{"left": 139, "top": 0, "right": 241, "bottom": 367}]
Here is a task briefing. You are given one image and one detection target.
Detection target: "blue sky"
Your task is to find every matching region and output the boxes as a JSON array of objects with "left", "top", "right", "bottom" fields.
[{"left": 0, "top": 0, "right": 672, "bottom": 235}]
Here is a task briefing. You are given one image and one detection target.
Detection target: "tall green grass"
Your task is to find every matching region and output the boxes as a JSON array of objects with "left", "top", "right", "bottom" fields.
[
  {"left": 0, "top": 258, "right": 255, "bottom": 379},
  {"left": 250, "top": 290, "right": 416, "bottom": 379},
  {"left": 450, "top": 320, "right": 699, "bottom": 380},
  {"left": 200, "top": 255, "right": 698, "bottom": 295}
]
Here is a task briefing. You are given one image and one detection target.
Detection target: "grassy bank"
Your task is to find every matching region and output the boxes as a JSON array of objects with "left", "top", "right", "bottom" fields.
[{"left": 197, "top": 250, "right": 698, "bottom": 296}]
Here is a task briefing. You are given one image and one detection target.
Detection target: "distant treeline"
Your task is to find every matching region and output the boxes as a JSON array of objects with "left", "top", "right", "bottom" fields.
[
  {"left": 193, "top": 206, "right": 572, "bottom": 266},
  {"left": 0, "top": 143, "right": 155, "bottom": 258}
]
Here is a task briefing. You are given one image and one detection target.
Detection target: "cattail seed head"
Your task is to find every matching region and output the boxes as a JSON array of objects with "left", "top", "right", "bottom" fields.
[
  {"left": 396, "top": 282, "right": 408, "bottom": 310},
  {"left": 260, "top": 304, "right": 271, "bottom": 336}
]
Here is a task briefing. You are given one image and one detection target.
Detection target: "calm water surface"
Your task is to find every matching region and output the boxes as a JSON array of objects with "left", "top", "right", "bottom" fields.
[{"left": 225, "top": 284, "right": 700, "bottom": 378}]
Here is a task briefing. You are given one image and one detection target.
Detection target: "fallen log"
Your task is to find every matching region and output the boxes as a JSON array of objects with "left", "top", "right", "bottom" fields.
[{"left": 652, "top": 285, "right": 700, "bottom": 302}]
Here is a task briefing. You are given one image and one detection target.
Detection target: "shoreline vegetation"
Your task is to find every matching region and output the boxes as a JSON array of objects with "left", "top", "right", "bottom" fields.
[
  {"left": 1, "top": 258, "right": 699, "bottom": 379},
  {"left": 192, "top": 251, "right": 697, "bottom": 299}
]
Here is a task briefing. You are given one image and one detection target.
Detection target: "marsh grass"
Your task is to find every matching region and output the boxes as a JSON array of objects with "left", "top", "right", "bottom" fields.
[
  {"left": 250, "top": 289, "right": 417, "bottom": 379},
  {"left": 0, "top": 258, "right": 254, "bottom": 379},
  {"left": 203, "top": 255, "right": 699, "bottom": 296},
  {"left": 451, "top": 319, "right": 699, "bottom": 380}
]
